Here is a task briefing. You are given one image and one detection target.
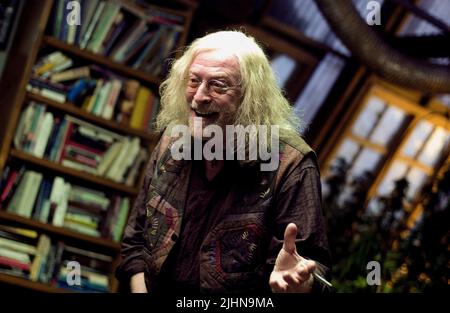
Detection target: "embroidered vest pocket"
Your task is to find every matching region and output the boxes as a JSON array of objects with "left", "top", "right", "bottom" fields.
[
  {"left": 144, "top": 191, "right": 181, "bottom": 266},
  {"left": 200, "top": 213, "right": 267, "bottom": 292}
]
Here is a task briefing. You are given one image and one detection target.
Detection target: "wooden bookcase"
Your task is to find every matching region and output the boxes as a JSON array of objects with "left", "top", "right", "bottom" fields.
[{"left": 0, "top": 0, "right": 196, "bottom": 292}]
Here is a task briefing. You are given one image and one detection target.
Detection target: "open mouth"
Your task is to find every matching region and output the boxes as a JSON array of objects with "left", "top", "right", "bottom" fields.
[{"left": 193, "top": 109, "right": 218, "bottom": 118}]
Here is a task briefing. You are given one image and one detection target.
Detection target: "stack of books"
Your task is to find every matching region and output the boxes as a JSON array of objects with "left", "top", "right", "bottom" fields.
[
  {"left": 29, "top": 53, "right": 160, "bottom": 132},
  {"left": 0, "top": 165, "right": 130, "bottom": 242},
  {"left": 0, "top": 224, "right": 113, "bottom": 292},
  {"left": 13, "top": 102, "right": 148, "bottom": 185},
  {"left": 55, "top": 244, "right": 113, "bottom": 292},
  {"left": 0, "top": 225, "right": 44, "bottom": 280},
  {"left": 50, "top": 0, "right": 183, "bottom": 77}
]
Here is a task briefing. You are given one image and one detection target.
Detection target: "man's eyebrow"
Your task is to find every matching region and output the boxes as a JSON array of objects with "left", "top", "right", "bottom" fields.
[{"left": 188, "top": 71, "right": 231, "bottom": 81}]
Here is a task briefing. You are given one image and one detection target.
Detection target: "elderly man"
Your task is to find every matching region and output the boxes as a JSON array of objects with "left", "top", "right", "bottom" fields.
[{"left": 115, "top": 30, "right": 331, "bottom": 294}]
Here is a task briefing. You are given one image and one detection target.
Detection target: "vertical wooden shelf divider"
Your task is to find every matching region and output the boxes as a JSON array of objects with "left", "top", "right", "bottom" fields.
[{"left": 0, "top": 0, "right": 55, "bottom": 172}]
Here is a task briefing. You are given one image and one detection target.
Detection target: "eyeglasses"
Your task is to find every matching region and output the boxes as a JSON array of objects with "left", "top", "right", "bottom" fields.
[{"left": 186, "top": 76, "right": 240, "bottom": 97}]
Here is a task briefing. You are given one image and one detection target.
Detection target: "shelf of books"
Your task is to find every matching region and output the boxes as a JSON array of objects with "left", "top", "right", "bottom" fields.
[
  {"left": 9, "top": 149, "right": 139, "bottom": 195},
  {"left": 0, "top": 221, "right": 120, "bottom": 293},
  {"left": 26, "top": 91, "right": 159, "bottom": 142},
  {"left": 48, "top": 0, "right": 191, "bottom": 80},
  {"left": 0, "top": 0, "right": 196, "bottom": 292},
  {"left": 41, "top": 36, "right": 163, "bottom": 86},
  {"left": 0, "top": 211, "right": 121, "bottom": 250}
]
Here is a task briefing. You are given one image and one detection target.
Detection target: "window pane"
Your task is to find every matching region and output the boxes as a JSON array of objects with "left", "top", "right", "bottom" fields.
[
  {"left": 267, "top": 0, "right": 349, "bottom": 55},
  {"left": 437, "top": 94, "right": 450, "bottom": 107},
  {"left": 399, "top": 0, "right": 448, "bottom": 36},
  {"left": 376, "top": 161, "right": 408, "bottom": 196},
  {"left": 352, "top": 96, "right": 385, "bottom": 138},
  {"left": 267, "top": 0, "right": 384, "bottom": 56},
  {"left": 370, "top": 106, "right": 407, "bottom": 146},
  {"left": 401, "top": 120, "right": 434, "bottom": 158},
  {"left": 405, "top": 168, "right": 429, "bottom": 200},
  {"left": 349, "top": 148, "right": 382, "bottom": 177},
  {"left": 334, "top": 139, "right": 360, "bottom": 164},
  {"left": 270, "top": 54, "right": 296, "bottom": 88},
  {"left": 294, "top": 53, "right": 345, "bottom": 127},
  {"left": 417, "top": 126, "right": 450, "bottom": 167}
]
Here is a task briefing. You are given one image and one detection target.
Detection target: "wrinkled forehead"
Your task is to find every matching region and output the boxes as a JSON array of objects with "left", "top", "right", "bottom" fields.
[{"left": 189, "top": 49, "right": 241, "bottom": 76}]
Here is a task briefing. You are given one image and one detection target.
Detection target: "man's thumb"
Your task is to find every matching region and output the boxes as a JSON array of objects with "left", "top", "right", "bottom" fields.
[{"left": 283, "top": 223, "right": 298, "bottom": 254}]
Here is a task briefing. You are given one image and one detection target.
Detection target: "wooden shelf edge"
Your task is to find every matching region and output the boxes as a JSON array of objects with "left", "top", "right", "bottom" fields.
[
  {"left": 0, "top": 273, "right": 69, "bottom": 293},
  {"left": 26, "top": 92, "right": 159, "bottom": 142},
  {"left": 9, "top": 149, "right": 139, "bottom": 196},
  {"left": 0, "top": 211, "right": 121, "bottom": 251},
  {"left": 41, "top": 36, "right": 163, "bottom": 86}
]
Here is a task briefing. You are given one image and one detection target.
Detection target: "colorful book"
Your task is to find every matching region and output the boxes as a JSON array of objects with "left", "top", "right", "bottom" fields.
[{"left": 129, "top": 86, "right": 151, "bottom": 129}]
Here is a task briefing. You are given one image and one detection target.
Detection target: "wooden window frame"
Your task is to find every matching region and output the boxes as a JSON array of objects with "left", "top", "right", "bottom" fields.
[{"left": 322, "top": 77, "right": 450, "bottom": 217}]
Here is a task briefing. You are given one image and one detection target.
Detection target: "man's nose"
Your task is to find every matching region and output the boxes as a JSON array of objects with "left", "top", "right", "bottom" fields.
[{"left": 193, "top": 81, "right": 211, "bottom": 102}]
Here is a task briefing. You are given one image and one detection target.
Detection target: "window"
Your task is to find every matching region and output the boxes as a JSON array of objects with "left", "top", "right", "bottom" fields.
[
  {"left": 270, "top": 54, "right": 296, "bottom": 88},
  {"left": 323, "top": 82, "right": 450, "bottom": 216},
  {"left": 265, "top": 0, "right": 385, "bottom": 56},
  {"left": 398, "top": 0, "right": 450, "bottom": 104},
  {"left": 263, "top": 0, "right": 381, "bottom": 129},
  {"left": 243, "top": 25, "right": 319, "bottom": 106},
  {"left": 293, "top": 53, "right": 345, "bottom": 127},
  {"left": 399, "top": 0, "right": 450, "bottom": 37}
]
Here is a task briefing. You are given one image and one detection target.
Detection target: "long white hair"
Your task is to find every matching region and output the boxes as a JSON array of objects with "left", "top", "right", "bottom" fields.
[{"left": 156, "top": 30, "right": 302, "bottom": 142}]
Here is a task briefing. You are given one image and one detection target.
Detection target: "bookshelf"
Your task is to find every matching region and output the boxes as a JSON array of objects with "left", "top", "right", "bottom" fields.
[
  {"left": 26, "top": 92, "right": 159, "bottom": 143},
  {"left": 0, "top": 0, "right": 196, "bottom": 293},
  {"left": 9, "top": 149, "right": 139, "bottom": 196},
  {"left": 0, "top": 211, "right": 121, "bottom": 251},
  {"left": 41, "top": 36, "right": 163, "bottom": 86}
]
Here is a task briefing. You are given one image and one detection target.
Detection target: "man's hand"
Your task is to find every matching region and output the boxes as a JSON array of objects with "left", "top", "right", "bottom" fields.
[
  {"left": 130, "top": 272, "right": 148, "bottom": 293},
  {"left": 269, "top": 223, "right": 316, "bottom": 293}
]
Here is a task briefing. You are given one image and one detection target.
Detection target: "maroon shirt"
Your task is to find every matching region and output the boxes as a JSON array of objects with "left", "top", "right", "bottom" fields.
[
  {"left": 155, "top": 155, "right": 330, "bottom": 293},
  {"left": 116, "top": 133, "right": 331, "bottom": 293}
]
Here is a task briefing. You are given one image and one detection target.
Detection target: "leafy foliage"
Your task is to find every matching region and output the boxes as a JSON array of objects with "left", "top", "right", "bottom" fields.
[{"left": 323, "top": 158, "right": 449, "bottom": 292}]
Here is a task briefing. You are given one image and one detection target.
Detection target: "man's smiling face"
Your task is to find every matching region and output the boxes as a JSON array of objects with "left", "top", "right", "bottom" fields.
[{"left": 185, "top": 49, "right": 242, "bottom": 138}]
